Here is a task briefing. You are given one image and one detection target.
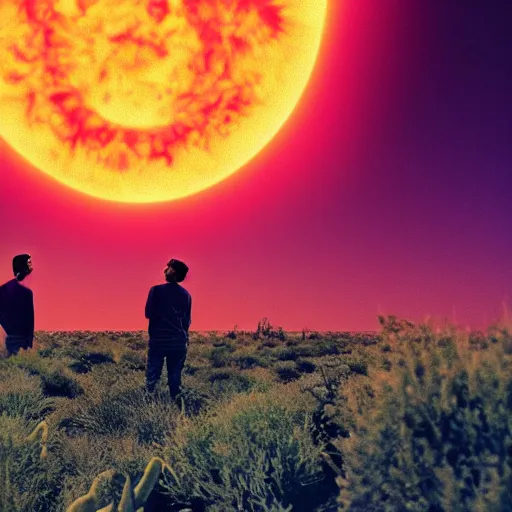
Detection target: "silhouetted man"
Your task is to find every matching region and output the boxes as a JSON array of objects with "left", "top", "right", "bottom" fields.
[
  {"left": 0, "top": 254, "right": 35, "bottom": 356},
  {"left": 145, "top": 258, "right": 191, "bottom": 400}
]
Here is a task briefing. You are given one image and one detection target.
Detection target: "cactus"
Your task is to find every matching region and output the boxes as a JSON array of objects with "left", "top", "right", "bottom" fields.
[
  {"left": 66, "top": 457, "right": 177, "bottom": 512},
  {"left": 67, "top": 469, "right": 117, "bottom": 512},
  {"left": 116, "top": 475, "right": 136, "bottom": 512},
  {"left": 132, "top": 456, "right": 179, "bottom": 508},
  {"left": 25, "top": 420, "right": 49, "bottom": 460}
]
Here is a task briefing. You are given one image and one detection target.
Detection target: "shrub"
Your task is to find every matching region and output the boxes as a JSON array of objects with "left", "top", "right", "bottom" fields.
[
  {"left": 81, "top": 351, "right": 115, "bottom": 365},
  {"left": 274, "top": 347, "right": 299, "bottom": 361},
  {"left": 67, "top": 360, "right": 91, "bottom": 374},
  {"left": 37, "top": 348, "right": 55, "bottom": 358},
  {"left": 225, "top": 325, "right": 239, "bottom": 340},
  {"left": 1, "top": 353, "right": 84, "bottom": 399},
  {"left": 132, "top": 398, "right": 179, "bottom": 446},
  {"left": 63, "top": 384, "right": 152, "bottom": 437},
  {"left": 274, "top": 361, "right": 301, "bottom": 382},
  {"left": 0, "top": 368, "right": 54, "bottom": 420},
  {"left": 123, "top": 337, "right": 148, "bottom": 351},
  {"left": 337, "top": 324, "right": 512, "bottom": 511},
  {"left": 209, "top": 346, "right": 233, "bottom": 368},
  {"left": 183, "top": 363, "right": 200, "bottom": 375},
  {"left": 208, "top": 369, "right": 255, "bottom": 396},
  {"left": 253, "top": 318, "right": 286, "bottom": 341},
  {"left": 232, "top": 352, "right": 268, "bottom": 370},
  {"left": 59, "top": 372, "right": 185, "bottom": 442},
  {"left": 41, "top": 370, "right": 84, "bottom": 398},
  {"left": 160, "top": 387, "right": 328, "bottom": 511},
  {"left": 57, "top": 434, "right": 158, "bottom": 509},
  {"left": 346, "top": 359, "right": 368, "bottom": 376},
  {"left": 293, "top": 341, "right": 340, "bottom": 358},
  {"left": 382, "top": 358, "right": 392, "bottom": 372},
  {"left": 260, "top": 339, "right": 279, "bottom": 348},
  {"left": 236, "top": 354, "right": 261, "bottom": 369},
  {"left": 118, "top": 350, "right": 146, "bottom": 371},
  {"left": 0, "top": 416, "right": 65, "bottom": 511},
  {"left": 67, "top": 351, "right": 115, "bottom": 374},
  {"left": 296, "top": 359, "right": 316, "bottom": 374}
]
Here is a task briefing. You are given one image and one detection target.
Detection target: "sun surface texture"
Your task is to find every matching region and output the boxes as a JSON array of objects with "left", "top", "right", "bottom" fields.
[{"left": 0, "top": 0, "right": 327, "bottom": 202}]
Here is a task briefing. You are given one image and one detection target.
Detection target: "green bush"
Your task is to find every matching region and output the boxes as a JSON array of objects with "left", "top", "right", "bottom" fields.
[
  {"left": 274, "top": 347, "right": 299, "bottom": 361},
  {"left": 0, "top": 416, "right": 65, "bottom": 512},
  {"left": 161, "top": 390, "right": 327, "bottom": 511},
  {"left": 381, "top": 358, "right": 392, "bottom": 372},
  {"left": 41, "top": 370, "right": 84, "bottom": 398},
  {"left": 209, "top": 346, "right": 234, "bottom": 368},
  {"left": 59, "top": 375, "right": 180, "bottom": 443},
  {"left": 293, "top": 341, "right": 341, "bottom": 358},
  {"left": 6, "top": 324, "right": 512, "bottom": 510},
  {"left": 274, "top": 361, "right": 301, "bottom": 382},
  {"left": 66, "top": 350, "right": 115, "bottom": 374},
  {"left": 123, "top": 336, "right": 148, "bottom": 351},
  {"left": 208, "top": 369, "right": 256, "bottom": 396},
  {"left": 232, "top": 353, "right": 268, "bottom": 369},
  {"left": 0, "top": 354, "right": 83, "bottom": 399},
  {"left": 118, "top": 350, "right": 146, "bottom": 371},
  {"left": 37, "top": 348, "right": 55, "bottom": 358},
  {"left": 296, "top": 359, "right": 316, "bottom": 374},
  {"left": 346, "top": 359, "right": 368, "bottom": 376},
  {"left": 338, "top": 323, "right": 512, "bottom": 511},
  {"left": 0, "top": 368, "right": 54, "bottom": 420}
]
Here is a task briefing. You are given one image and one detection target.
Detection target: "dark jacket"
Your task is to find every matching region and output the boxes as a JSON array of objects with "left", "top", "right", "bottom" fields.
[
  {"left": 145, "top": 282, "right": 191, "bottom": 350},
  {"left": 0, "top": 279, "right": 34, "bottom": 337}
]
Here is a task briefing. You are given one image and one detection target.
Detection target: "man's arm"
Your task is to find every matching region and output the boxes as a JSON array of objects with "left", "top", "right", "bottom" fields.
[
  {"left": 0, "top": 286, "right": 4, "bottom": 330},
  {"left": 187, "top": 295, "right": 192, "bottom": 330},
  {"left": 145, "top": 287, "right": 155, "bottom": 320},
  {"left": 27, "top": 290, "right": 34, "bottom": 347},
  {"left": 28, "top": 290, "right": 34, "bottom": 333}
]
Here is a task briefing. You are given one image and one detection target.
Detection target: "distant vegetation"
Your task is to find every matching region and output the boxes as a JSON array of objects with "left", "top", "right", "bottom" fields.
[{"left": 0, "top": 316, "right": 511, "bottom": 511}]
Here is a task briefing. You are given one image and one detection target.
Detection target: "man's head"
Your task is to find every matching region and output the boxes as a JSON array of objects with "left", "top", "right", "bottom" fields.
[
  {"left": 13, "top": 254, "right": 33, "bottom": 281},
  {"left": 164, "top": 258, "right": 189, "bottom": 283}
]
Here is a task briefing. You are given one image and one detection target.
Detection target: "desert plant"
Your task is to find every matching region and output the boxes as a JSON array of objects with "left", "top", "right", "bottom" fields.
[
  {"left": 337, "top": 323, "right": 512, "bottom": 511},
  {"left": 232, "top": 351, "right": 269, "bottom": 370},
  {"left": 345, "top": 359, "right": 368, "bottom": 376},
  {"left": 209, "top": 346, "right": 233, "bottom": 368},
  {"left": 160, "top": 387, "right": 328, "bottom": 511},
  {"left": 208, "top": 368, "right": 256, "bottom": 397},
  {"left": 274, "top": 361, "right": 301, "bottom": 382},
  {"left": 0, "top": 367, "right": 55, "bottom": 419},
  {"left": 253, "top": 318, "right": 286, "bottom": 341},
  {"left": 66, "top": 457, "right": 176, "bottom": 512},
  {"left": 118, "top": 350, "right": 146, "bottom": 371},
  {"left": 42, "top": 369, "right": 84, "bottom": 398},
  {"left": 296, "top": 359, "right": 316, "bottom": 374},
  {"left": 0, "top": 418, "right": 63, "bottom": 511},
  {"left": 1, "top": 353, "right": 84, "bottom": 398},
  {"left": 274, "top": 347, "right": 299, "bottom": 362},
  {"left": 225, "top": 325, "right": 239, "bottom": 340}
]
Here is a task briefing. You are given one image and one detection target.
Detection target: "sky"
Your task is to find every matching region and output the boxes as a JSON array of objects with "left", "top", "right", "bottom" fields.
[{"left": 1, "top": 0, "right": 511, "bottom": 332}]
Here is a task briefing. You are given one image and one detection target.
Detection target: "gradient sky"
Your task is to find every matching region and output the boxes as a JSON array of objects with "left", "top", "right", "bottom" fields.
[{"left": 1, "top": 0, "right": 511, "bottom": 332}]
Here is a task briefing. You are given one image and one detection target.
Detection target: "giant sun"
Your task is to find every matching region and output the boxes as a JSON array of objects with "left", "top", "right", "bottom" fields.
[{"left": 0, "top": 0, "right": 327, "bottom": 202}]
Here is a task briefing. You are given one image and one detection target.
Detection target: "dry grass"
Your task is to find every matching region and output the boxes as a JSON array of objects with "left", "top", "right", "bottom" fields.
[{"left": 1, "top": 316, "right": 511, "bottom": 510}]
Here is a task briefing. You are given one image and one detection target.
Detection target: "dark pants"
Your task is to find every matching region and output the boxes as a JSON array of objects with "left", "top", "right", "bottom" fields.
[
  {"left": 145, "top": 345, "right": 187, "bottom": 398},
  {"left": 6, "top": 335, "right": 32, "bottom": 357}
]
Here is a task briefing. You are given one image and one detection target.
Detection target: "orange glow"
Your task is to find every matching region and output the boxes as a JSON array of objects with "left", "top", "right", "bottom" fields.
[{"left": 0, "top": 0, "right": 327, "bottom": 203}]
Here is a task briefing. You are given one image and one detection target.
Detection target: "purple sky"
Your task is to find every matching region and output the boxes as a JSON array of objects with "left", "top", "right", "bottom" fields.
[{"left": 0, "top": 0, "right": 511, "bottom": 331}]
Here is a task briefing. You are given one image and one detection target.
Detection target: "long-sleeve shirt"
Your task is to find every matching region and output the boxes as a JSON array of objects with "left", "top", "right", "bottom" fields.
[
  {"left": 0, "top": 279, "right": 34, "bottom": 337},
  {"left": 145, "top": 282, "right": 191, "bottom": 349}
]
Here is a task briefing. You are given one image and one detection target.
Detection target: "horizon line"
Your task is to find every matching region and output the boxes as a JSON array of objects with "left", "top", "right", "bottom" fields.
[{"left": 32, "top": 329, "right": 380, "bottom": 335}]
